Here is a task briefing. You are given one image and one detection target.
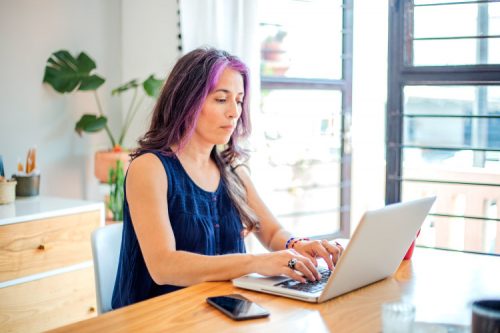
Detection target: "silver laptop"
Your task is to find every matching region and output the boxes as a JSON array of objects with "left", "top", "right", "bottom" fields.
[{"left": 233, "top": 197, "right": 436, "bottom": 303}]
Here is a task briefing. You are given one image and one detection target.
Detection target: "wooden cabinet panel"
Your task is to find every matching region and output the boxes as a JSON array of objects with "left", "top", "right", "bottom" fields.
[
  {"left": 0, "top": 266, "right": 97, "bottom": 333},
  {"left": 0, "top": 211, "right": 100, "bottom": 282}
]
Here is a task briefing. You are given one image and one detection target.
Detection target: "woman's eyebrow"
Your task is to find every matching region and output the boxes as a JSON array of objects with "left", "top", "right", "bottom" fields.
[{"left": 214, "top": 88, "right": 244, "bottom": 96}]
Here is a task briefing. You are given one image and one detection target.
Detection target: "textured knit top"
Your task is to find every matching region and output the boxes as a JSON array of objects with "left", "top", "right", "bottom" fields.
[{"left": 111, "top": 150, "right": 246, "bottom": 309}]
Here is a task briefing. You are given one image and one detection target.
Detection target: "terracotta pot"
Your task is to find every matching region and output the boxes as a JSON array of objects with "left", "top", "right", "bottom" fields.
[
  {"left": 261, "top": 41, "right": 287, "bottom": 61},
  {"left": 94, "top": 151, "right": 130, "bottom": 183}
]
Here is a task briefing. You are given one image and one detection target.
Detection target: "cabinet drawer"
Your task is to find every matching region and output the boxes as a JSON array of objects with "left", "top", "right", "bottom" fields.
[
  {"left": 0, "top": 266, "right": 97, "bottom": 333},
  {"left": 0, "top": 210, "right": 101, "bottom": 282}
]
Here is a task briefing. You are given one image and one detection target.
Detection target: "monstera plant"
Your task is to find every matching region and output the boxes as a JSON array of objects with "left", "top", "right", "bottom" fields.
[{"left": 43, "top": 50, "right": 164, "bottom": 182}]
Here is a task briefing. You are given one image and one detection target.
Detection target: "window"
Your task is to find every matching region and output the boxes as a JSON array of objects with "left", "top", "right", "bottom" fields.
[
  {"left": 387, "top": 0, "right": 500, "bottom": 255},
  {"left": 249, "top": 0, "right": 353, "bottom": 248}
]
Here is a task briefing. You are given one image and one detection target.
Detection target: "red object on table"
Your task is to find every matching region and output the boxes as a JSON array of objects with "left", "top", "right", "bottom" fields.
[{"left": 404, "top": 229, "right": 421, "bottom": 260}]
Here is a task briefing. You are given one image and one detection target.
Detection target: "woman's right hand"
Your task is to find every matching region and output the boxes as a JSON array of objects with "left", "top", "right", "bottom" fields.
[{"left": 251, "top": 250, "right": 322, "bottom": 283}]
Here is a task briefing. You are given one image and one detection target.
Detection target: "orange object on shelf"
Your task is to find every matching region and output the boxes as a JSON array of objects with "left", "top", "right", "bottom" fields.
[{"left": 25, "top": 148, "right": 37, "bottom": 174}]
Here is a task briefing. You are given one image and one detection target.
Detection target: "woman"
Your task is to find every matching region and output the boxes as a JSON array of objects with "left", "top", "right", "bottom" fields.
[{"left": 112, "top": 48, "right": 343, "bottom": 309}]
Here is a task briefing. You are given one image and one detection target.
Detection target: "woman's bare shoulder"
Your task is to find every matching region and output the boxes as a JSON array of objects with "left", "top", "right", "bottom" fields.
[{"left": 127, "top": 153, "right": 165, "bottom": 182}]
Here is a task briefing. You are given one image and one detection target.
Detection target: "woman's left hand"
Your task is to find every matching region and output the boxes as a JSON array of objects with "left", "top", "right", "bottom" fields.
[{"left": 292, "top": 239, "right": 344, "bottom": 270}]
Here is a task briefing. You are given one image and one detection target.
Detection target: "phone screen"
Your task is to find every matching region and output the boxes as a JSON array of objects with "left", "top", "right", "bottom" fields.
[{"left": 206, "top": 295, "right": 270, "bottom": 320}]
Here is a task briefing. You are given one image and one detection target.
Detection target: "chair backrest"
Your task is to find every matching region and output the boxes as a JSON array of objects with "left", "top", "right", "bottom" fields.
[{"left": 91, "top": 223, "right": 123, "bottom": 314}]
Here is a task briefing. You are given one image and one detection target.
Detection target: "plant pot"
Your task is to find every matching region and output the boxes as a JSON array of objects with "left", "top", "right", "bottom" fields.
[
  {"left": 13, "top": 174, "right": 40, "bottom": 197},
  {"left": 261, "top": 41, "right": 287, "bottom": 62},
  {"left": 94, "top": 151, "right": 130, "bottom": 183}
]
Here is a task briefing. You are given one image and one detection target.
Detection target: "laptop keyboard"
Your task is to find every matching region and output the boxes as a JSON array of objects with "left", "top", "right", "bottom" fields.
[{"left": 274, "top": 267, "right": 332, "bottom": 293}]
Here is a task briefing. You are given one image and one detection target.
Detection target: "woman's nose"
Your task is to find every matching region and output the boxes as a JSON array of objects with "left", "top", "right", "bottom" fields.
[{"left": 226, "top": 102, "right": 239, "bottom": 118}]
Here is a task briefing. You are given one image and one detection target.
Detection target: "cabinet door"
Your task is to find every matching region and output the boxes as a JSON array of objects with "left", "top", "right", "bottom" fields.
[
  {"left": 0, "top": 210, "right": 101, "bottom": 282},
  {"left": 0, "top": 266, "right": 97, "bottom": 332}
]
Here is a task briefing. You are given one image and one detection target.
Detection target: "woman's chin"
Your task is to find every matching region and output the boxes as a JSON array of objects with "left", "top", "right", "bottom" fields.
[
  {"left": 206, "top": 133, "right": 233, "bottom": 146},
  {"left": 217, "top": 135, "right": 233, "bottom": 145}
]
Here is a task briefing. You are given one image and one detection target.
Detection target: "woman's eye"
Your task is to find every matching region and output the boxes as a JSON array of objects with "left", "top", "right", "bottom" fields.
[{"left": 216, "top": 98, "right": 226, "bottom": 103}]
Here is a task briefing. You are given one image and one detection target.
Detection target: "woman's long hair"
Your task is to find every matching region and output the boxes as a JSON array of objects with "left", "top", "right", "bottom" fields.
[{"left": 133, "top": 48, "right": 259, "bottom": 232}]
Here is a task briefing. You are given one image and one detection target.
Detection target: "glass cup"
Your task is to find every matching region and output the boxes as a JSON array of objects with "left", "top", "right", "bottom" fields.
[{"left": 382, "top": 301, "right": 416, "bottom": 333}]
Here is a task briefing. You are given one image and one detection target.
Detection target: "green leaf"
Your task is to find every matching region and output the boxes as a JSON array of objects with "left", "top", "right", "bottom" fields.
[
  {"left": 143, "top": 75, "right": 164, "bottom": 97},
  {"left": 76, "top": 52, "right": 97, "bottom": 73},
  {"left": 80, "top": 75, "right": 106, "bottom": 91},
  {"left": 75, "top": 114, "right": 107, "bottom": 135},
  {"left": 43, "top": 66, "right": 79, "bottom": 93},
  {"left": 111, "top": 79, "right": 139, "bottom": 95},
  {"left": 43, "top": 50, "right": 105, "bottom": 93}
]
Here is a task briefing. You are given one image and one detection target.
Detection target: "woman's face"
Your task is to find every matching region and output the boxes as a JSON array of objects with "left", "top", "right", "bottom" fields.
[{"left": 194, "top": 67, "right": 244, "bottom": 146}]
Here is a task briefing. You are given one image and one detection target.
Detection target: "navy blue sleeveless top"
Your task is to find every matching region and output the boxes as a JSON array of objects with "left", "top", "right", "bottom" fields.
[{"left": 111, "top": 150, "right": 246, "bottom": 309}]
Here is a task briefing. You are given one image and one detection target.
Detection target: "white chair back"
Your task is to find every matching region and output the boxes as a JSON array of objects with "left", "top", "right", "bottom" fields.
[{"left": 91, "top": 223, "right": 123, "bottom": 314}]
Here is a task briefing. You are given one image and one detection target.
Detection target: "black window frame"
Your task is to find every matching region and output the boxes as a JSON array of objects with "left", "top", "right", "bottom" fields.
[{"left": 386, "top": 0, "right": 500, "bottom": 254}]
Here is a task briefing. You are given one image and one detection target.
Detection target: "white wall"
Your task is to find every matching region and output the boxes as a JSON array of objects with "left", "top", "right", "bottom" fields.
[
  {"left": 0, "top": 0, "right": 179, "bottom": 200},
  {"left": 351, "top": 0, "right": 389, "bottom": 229},
  {"left": 121, "top": 0, "right": 180, "bottom": 149},
  {"left": 0, "top": 0, "right": 121, "bottom": 199}
]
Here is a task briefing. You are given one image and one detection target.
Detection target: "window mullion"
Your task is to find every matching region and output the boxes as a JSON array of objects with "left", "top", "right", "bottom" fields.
[
  {"left": 400, "top": 65, "right": 500, "bottom": 85},
  {"left": 386, "top": 0, "right": 406, "bottom": 204}
]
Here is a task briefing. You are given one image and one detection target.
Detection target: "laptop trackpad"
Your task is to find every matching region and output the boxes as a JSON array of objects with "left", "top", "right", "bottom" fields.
[{"left": 234, "top": 274, "right": 289, "bottom": 287}]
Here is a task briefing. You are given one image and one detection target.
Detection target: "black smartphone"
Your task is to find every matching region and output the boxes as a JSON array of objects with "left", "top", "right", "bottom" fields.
[{"left": 206, "top": 294, "right": 270, "bottom": 321}]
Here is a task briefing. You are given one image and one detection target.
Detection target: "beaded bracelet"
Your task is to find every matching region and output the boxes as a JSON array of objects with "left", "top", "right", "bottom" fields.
[
  {"left": 285, "top": 237, "right": 312, "bottom": 249},
  {"left": 285, "top": 237, "right": 296, "bottom": 249},
  {"left": 289, "top": 237, "right": 311, "bottom": 249}
]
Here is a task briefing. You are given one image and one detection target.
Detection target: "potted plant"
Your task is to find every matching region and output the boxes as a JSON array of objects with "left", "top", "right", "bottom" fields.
[
  {"left": 261, "top": 29, "right": 290, "bottom": 76},
  {"left": 261, "top": 29, "right": 288, "bottom": 61},
  {"left": 43, "top": 50, "right": 164, "bottom": 182},
  {"left": 107, "top": 160, "right": 125, "bottom": 222}
]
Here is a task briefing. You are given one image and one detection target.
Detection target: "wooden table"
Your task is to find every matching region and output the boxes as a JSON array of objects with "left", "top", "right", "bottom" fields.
[{"left": 50, "top": 248, "right": 500, "bottom": 333}]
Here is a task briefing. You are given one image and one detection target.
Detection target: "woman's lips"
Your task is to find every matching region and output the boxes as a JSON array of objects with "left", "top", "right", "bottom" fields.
[{"left": 220, "top": 125, "right": 235, "bottom": 131}]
